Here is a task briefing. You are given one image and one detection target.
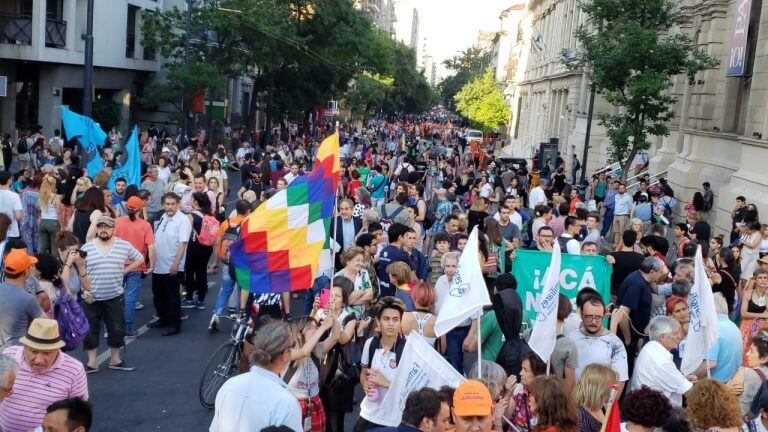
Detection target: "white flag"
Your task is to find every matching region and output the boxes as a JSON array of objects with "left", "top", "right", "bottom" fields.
[
  {"left": 681, "top": 245, "right": 720, "bottom": 375},
  {"left": 370, "top": 333, "right": 466, "bottom": 427},
  {"left": 528, "top": 241, "right": 562, "bottom": 363},
  {"left": 434, "top": 227, "right": 491, "bottom": 337}
]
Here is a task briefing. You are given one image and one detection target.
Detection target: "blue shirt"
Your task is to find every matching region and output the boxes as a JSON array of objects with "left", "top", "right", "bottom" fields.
[
  {"left": 368, "top": 174, "right": 388, "bottom": 199},
  {"left": 706, "top": 315, "right": 743, "bottom": 382},
  {"left": 605, "top": 189, "right": 618, "bottom": 209},
  {"left": 409, "top": 248, "right": 429, "bottom": 281},
  {"left": 377, "top": 245, "right": 412, "bottom": 297},
  {"left": 634, "top": 203, "right": 653, "bottom": 221},
  {"left": 614, "top": 193, "right": 633, "bottom": 216},
  {"left": 341, "top": 218, "right": 356, "bottom": 250}
]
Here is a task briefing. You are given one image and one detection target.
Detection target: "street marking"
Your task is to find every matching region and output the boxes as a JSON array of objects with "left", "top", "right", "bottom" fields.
[{"left": 94, "top": 323, "right": 150, "bottom": 366}]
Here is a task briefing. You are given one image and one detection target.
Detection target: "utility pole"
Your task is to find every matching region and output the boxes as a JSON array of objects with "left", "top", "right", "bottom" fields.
[
  {"left": 578, "top": 86, "right": 596, "bottom": 199},
  {"left": 182, "top": 0, "right": 193, "bottom": 144},
  {"left": 82, "top": 0, "right": 94, "bottom": 116}
]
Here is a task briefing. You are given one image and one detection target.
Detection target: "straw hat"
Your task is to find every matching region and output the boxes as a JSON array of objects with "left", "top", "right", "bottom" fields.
[{"left": 20, "top": 318, "right": 66, "bottom": 350}]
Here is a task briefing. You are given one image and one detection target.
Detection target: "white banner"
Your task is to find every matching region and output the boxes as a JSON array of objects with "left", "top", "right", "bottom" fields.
[
  {"left": 681, "top": 246, "right": 720, "bottom": 375},
  {"left": 369, "top": 333, "right": 466, "bottom": 427},
  {"left": 528, "top": 241, "right": 562, "bottom": 363},
  {"left": 435, "top": 227, "right": 491, "bottom": 336}
]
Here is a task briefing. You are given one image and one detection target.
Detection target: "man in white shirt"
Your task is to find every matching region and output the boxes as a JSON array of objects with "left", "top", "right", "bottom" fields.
[
  {"left": 0, "top": 171, "right": 22, "bottom": 238},
  {"left": 630, "top": 315, "right": 696, "bottom": 406},
  {"left": 210, "top": 321, "right": 302, "bottom": 432},
  {"left": 557, "top": 216, "right": 582, "bottom": 255},
  {"left": 47, "top": 129, "right": 64, "bottom": 156},
  {"left": 283, "top": 162, "right": 301, "bottom": 185},
  {"left": 149, "top": 193, "right": 192, "bottom": 336},
  {"left": 569, "top": 292, "right": 628, "bottom": 392},
  {"left": 529, "top": 179, "right": 548, "bottom": 209}
]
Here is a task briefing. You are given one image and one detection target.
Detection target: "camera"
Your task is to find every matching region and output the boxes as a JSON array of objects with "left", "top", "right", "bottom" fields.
[{"left": 77, "top": 249, "right": 87, "bottom": 258}]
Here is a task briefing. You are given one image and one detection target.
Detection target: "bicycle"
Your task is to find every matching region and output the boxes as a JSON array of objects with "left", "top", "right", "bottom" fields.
[{"left": 198, "top": 313, "right": 251, "bottom": 409}]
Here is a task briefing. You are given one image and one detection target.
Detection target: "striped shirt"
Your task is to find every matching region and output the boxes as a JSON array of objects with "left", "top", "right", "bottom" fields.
[
  {"left": 0, "top": 345, "right": 88, "bottom": 432},
  {"left": 80, "top": 238, "right": 142, "bottom": 301}
]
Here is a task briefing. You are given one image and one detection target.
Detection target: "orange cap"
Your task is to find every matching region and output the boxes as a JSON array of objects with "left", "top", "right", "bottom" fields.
[
  {"left": 126, "top": 196, "right": 144, "bottom": 211},
  {"left": 4, "top": 249, "right": 38, "bottom": 274},
  {"left": 453, "top": 380, "right": 493, "bottom": 417}
]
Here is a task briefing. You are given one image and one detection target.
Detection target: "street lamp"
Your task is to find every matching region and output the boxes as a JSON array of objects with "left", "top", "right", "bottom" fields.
[
  {"left": 578, "top": 86, "right": 596, "bottom": 200},
  {"left": 83, "top": 0, "right": 94, "bottom": 116}
]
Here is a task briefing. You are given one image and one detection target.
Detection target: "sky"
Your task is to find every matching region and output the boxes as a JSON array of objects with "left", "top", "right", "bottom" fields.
[{"left": 393, "top": 0, "right": 513, "bottom": 79}]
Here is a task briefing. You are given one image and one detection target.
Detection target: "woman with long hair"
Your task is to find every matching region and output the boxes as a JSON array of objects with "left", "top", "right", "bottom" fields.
[
  {"left": 503, "top": 352, "right": 548, "bottom": 432},
  {"left": 741, "top": 268, "right": 768, "bottom": 365},
  {"left": 353, "top": 187, "right": 371, "bottom": 219},
  {"left": 157, "top": 156, "right": 172, "bottom": 184},
  {"left": 285, "top": 315, "right": 339, "bottom": 432},
  {"left": 743, "top": 221, "right": 763, "bottom": 291},
  {"left": 482, "top": 216, "right": 514, "bottom": 279},
  {"left": 467, "top": 196, "right": 490, "bottom": 233},
  {"left": 20, "top": 171, "right": 43, "bottom": 253},
  {"left": 312, "top": 277, "right": 358, "bottom": 432},
  {"left": 686, "top": 379, "right": 741, "bottom": 432},
  {"left": 728, "top": 333, "right": 768, "bottom": 416},
  {"left": 574, "top": 364, "right": 619, "bottom": 432},
  {"left": 529, "top": 375, "right": 579, "bottom": 432},
  {"left": 38, "top": 174, "right": 61, "bottom": 254},
  {"left": 207, "top": 176, "right": 225, "bottom": 222},
  {"left": 204, "top": 158, "right": 228, "bottom": 197},
  {"left": 181, "top": 192, "right": 215, "bottom": 310},
  {"left": 713, "top": 246, "right": 739, "bottom": 314},
  {"left": 56, "top": 230, "right": 91, "bottom": 299},
  {"left": 68, "top": 186, "right": 106, "bottom": 243},
  {"left": 33, "top": 253, "right": 64, "bottom": 318}
]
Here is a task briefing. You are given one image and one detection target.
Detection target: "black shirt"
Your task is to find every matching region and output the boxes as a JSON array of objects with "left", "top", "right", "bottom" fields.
[
  {"left": 609, "top": 251, "right": 645, "bottom": 295},
  {"left": 616, "top": 270, "right": 653, "bottom": 341},
  {"left": 692, "top": 221, "right": 711, "bottom": 243}
]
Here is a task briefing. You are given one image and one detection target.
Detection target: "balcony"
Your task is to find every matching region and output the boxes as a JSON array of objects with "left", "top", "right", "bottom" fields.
[
  {"left": 45, "top": 18, "right": 66, "bottom": 48},
  {"left": 0, "top": 13, "right": 32, "bottom": 45}
]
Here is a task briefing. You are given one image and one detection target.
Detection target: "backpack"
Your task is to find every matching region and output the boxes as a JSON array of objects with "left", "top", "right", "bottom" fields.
[
  {"left": 365, "top": 335, "right": 406, "bottom": 369},
  {"left": 325, "top": 314, "right": 363, "bottom": 390},
  {"left": 397, "top": 163, "right": 412, "bottom": 182},
  {"left": 16, "top": 139, "right": 27, "bottom": 154},
  {"left": 197, "top": 214, "right": 221, "bottom": 246},
  {"left": 218, "top": 220, "right": 243, "bottom": 264},
  {"left": 574, "top": 159, "right": 581, "bottom": 171},
  {"left": 54, "top": 292, "right": 89, "bottom": 352},
  {"left": 379, "top": 204, "right": 405, "bottom": 232}
]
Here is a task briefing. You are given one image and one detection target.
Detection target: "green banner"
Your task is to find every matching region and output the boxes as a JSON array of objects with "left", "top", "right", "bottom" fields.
[{"left": 512, "top": 250, "right": 612, "bottom": 323}]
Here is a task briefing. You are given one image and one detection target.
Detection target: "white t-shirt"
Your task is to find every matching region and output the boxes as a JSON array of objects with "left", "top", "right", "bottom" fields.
[
  {"left": 569, "top": 329, "right": 629, "bottom": 382},
  {"left": 158, "top": 166, "right": 172, "bottom": 184},
  {"left": 630, "top": 341, "right": 692, "bottom": 406},
  {"left": 0, "top": 190, "right": 22, "bottom": 237},
  {"left": 480, "top": 183, "right": 493, "bottom": 198},
  {"left": 286, "top": 356, "right": 320, "bottom": 399},
  {"left": 360, "top": 337, "right": 401, "bottom": 425}
]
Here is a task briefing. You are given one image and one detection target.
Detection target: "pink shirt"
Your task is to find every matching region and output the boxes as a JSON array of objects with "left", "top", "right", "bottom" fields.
[{"left": 0, "top": 345, "right": 88, "bottom": 432}]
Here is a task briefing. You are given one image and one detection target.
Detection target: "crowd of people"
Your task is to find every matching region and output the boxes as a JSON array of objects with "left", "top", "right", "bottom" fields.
[{"left": 0, "top": 113, "right": 766, "bottom": 432}]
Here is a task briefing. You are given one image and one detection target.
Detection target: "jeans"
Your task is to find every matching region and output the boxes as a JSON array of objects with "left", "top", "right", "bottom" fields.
[
  {"left": 213, "top": 264, "right": 238, "bottom": 316},
  {"left": 38, "top": 218, "right": 60, "bottom": 255},
  {"left": 445, "top": 325, "right": 470, "bottom": 373},
  {"left": 123, "top": 271, "right": 142, "bottom": 332},
  {"left": 371, "top": 197, "right": 385, "bottom": 208},
  {"left": 304, "top": 275, "right": 330, "bottom": 315},
  {"left": 601, "top": 207, "right": 614, "bottom": 237}
]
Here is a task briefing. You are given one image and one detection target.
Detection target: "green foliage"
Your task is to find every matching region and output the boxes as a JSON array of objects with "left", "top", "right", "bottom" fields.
[
  {"left": 438, "top": 47, "right": 492, "bottom": 107},
  {"left": 344, "top": 71, "right": 394, "bottom": 120},
  {"left": 140, "top": 0, "right": 428, "bottom": 124},
  {"left": 570, "top": 0, "right": 718, "bottom": 177},
  {"left": 92, "top": 99, "right": 121, "bottom": 132},
  {"left": 454, "top": 69, "right": 510, "bottom": 132}
]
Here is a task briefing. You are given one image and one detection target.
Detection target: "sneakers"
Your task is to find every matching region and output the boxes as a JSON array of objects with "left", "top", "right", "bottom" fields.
[
  {"left": 108, "top": 361, "right": 135, "bottom": 371},
  {"left": 85, "top": 365, "right": 99, "bottom": 374},
  {"left": 181, "top": 300, "right": 196, "bottom": 309},
  {"left": 135, "top": 302, "right": 144, "bottom": 310},
  {"left": 181, "top": 312, "right": 189, "bottom": 320},
  {"left": 208, "top": 315, "right": 219, "bottom": 333},
  {"left": 195, "top": 300, "right": 205, "bottom": 310}
]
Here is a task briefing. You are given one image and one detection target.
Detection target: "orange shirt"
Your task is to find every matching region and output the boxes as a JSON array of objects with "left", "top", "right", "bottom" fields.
[{"left": 114, "top": 216, "right": 155, "bottom": 271}]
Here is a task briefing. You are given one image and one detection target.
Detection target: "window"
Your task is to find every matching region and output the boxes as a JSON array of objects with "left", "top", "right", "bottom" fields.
[{"left": 126, "top": 5, "right": 138, "bottom": 58}]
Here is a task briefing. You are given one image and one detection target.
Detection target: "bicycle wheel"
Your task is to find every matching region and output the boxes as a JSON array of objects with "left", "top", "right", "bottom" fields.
[{"left": 198, "top": 341, "right": 242, "bottom": 409}]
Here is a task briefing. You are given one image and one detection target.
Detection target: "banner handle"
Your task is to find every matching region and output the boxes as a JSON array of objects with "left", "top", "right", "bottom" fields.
[{"left": 477, "top": 314, "right": 482, "bottom": 378}]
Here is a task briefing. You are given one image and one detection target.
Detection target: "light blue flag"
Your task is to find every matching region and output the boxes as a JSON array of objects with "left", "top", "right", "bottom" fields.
[
  {"left": 59, "top": 107, "right": 108, "bottom": 177},
  {"left": 107, "top": 126, "right": 141, "bottom": 190}
]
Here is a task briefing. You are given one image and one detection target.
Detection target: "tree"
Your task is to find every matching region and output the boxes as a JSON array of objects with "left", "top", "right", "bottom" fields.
[
  {"left": 344, "top": 71, "right": 394, "bottom": 120},
  {"left": 438, "top": 47, "right": 492, "bottom": 107},
  {"left": 454, "top": 69, "right": 510, "bottom": 132},
  {"left": 571, "top": 0, "right": 717, "bottom": 179}
]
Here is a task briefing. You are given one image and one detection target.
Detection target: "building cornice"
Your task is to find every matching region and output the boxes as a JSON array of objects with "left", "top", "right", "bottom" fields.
[{"left": 518, "top": 69, "right": 583, "bottom": 86}]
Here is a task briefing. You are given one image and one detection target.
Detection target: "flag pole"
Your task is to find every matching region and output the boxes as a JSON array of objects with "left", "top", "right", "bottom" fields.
[
  {"left": 330, "top": 123, "right": 340, "bottom": 273},
  {"left": 705, "top": 326, "right": 711, "bottom": 379},
  {"left": 477, "top": 317, "right": 482, "bottom": 378}
]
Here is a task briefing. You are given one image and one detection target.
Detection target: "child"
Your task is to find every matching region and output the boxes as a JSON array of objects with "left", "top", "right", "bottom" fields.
[
  {"left": 388, "top": 261, "right": 414, "bottom": 312},
  {"left": 430, "top": 232, "right": 451, "bottom": 284}
]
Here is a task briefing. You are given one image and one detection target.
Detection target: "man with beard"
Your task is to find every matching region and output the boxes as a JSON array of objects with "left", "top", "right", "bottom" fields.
[
  {"left": 568, "top": 292, "right": 629, "bottom": 394},
  {"left": 79, "top": 216, "right": 144, "bottom": 372}
]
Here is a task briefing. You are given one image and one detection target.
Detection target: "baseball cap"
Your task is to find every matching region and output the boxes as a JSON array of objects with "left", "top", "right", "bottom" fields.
[
  {"left": 126, "top": 196, "right": 144, "bottom": 211},
  {"left": 96, "top": 215, "right": 116, "bottom": 227},
  {"left": 4, "top": 249, "right": 38, "bottom": 274},
  {"left": 453, "top": 380, "right": 493, "bottom": 417},
  {"left": 161, "top": 147, "right": 171, "bottom": 153}
]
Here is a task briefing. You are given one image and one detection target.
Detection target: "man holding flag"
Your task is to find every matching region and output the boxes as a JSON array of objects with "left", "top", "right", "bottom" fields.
[{"left": 434, "top": 227, "right": 491, "bottom": 376}]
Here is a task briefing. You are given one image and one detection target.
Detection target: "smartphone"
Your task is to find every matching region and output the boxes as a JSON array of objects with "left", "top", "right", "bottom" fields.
[{"left": 319, "top": 289, "right": 330, "bottom": 309}]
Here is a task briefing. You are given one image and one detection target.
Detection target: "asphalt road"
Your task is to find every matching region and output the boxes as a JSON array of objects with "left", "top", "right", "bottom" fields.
[{"left": 67, "top": 165, "right": 363, "bottom": 431}]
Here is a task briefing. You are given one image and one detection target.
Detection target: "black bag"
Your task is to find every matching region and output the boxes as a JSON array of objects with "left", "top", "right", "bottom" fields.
[
  {"left": 496, "top": 336, "right": 531, "bottom": 377},
  {"left": 16, "top": 139, "right": 28, "bottom": 154},
  {"left": 324, "top": 314, "right": 362, "bottom": 389}
]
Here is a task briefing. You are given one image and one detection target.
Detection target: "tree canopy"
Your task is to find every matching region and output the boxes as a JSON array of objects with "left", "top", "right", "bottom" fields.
[
  {"left": 570, "top": 0, "right": 717, "bottom": 177},
  {"left": 454, "top": 69, "right": 510, "bottom": 132},
  {"left": 438, "top": 47, "right": 492, "bottom": 108}
]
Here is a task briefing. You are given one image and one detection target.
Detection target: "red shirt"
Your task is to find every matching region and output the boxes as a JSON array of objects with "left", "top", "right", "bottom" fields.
[{"left": 115, "top": 216, "right": 155, "bottom": 271}]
